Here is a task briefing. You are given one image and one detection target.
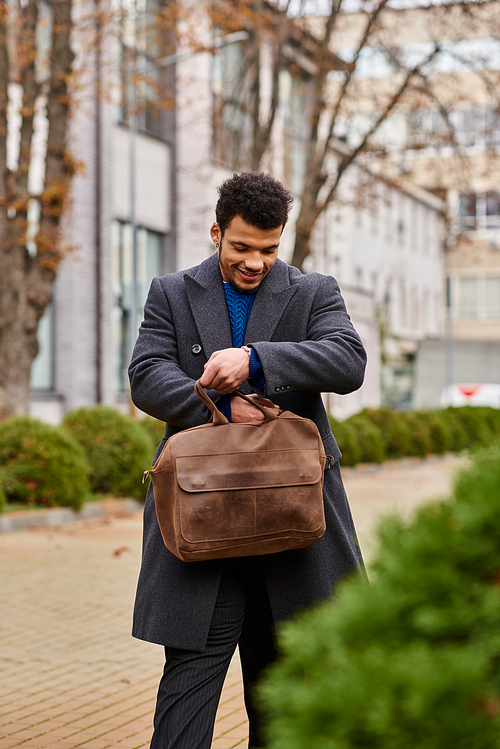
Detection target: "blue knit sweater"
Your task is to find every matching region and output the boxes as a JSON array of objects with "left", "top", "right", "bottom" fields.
[{"left": 218, "top": 283, "right": 265, "bottom": 421}]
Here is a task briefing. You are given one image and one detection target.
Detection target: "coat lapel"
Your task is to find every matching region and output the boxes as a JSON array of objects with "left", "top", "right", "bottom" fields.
[
  {"left": 244, "top": 258, "right": 297, "bottom": 344},
  {"left": 184, "top": 253, "right": 233, "bottom": 358},
  {"left": 184, "top": 254, "right": 297, "bottom": 357}
]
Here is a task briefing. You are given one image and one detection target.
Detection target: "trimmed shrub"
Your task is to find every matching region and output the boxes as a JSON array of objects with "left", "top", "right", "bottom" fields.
[
  {"left": 360, "top": 407, "right": 413, "bottom": 459},
  {"left": 0, "top": 477, "right": 6, "bottom": 513},
  {"left": 140, "top": 415, "right": 166, "bottom": 447},
  {"left": 0, "top": 417, "right": 90, "bottom": 509},
  {"left": 438, "top": 407, "right": 469, "bottom": 453},
  {"left": 447, "top": 405, "right": 494, "bottom": 448},
  {"left": 344, "top": 414, "right": 386, "bottom": 464},
  {"left": 400, "top": 411, "right": 433, "bottom": 458},
  {"left": 417, "top": 410, "right": 453, "bottom": 455},
  {"left": 62, "top": 406, "right": 154, "bottom": 499},
  {"left": 456, "top": 406, "right": 500, "bottom": 444},
  {"left": 259, "top": 442, "right": 500, "bottom": 749},
  {"left": 328, "top": 415, "right": 361, "bottom": 467}
]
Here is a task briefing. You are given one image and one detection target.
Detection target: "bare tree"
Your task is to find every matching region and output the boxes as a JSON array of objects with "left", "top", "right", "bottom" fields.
[
  {"left": 0, "top": 0, "right": 177, "bottom": 419},
  {"left": 0, "top": 0, "right": 76, "bottom": 418},
  {"left": 211, "top": 0, "right": 500, "bottom": 268}
]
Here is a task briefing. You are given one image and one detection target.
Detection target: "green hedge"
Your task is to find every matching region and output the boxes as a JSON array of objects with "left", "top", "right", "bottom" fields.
[
  {"left": 0, "top": 417, "right": 90, "bottom": 509},
  {"left": 346, "top": 414, "right": 386, "bottom": 464},
  {"left": 140, "top": 415, "right": 166, "bottom": 446},
  {"left": 330, "top": 405, "right": 500, "bottom": 468},
  {"left": 0, "top": 479, "right": 6, "bottom": 513},
  {"left": 328, "top": 416, "right": 361, "bottom": 467},
  {"left": 62, "top": 406, "right": 154, "bottom": 500},
  {"left": 259, "top": 441, "right": 500, "bottom": 749}
]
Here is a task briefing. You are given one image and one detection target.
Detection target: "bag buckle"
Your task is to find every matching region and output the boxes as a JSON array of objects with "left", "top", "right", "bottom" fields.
[
  {"left": 142, "top": 470, "right": 151, "bottom": 484},
  {"left": 325, "top": 455, "right": 334, "bottom": 470}
]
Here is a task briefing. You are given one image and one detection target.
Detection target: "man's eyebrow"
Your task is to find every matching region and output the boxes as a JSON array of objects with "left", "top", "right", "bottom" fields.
[{"left": 232, "top": 240, "right": 280, "bottom": 249}]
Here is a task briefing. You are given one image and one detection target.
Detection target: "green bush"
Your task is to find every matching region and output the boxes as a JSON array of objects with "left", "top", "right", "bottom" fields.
[
  {"left": 62, "top": 406, "right": 154, "bottom": 500},
  {"left": 447, "top": 406, "right": 494, "bottom": 449},
  {"left": 0, "top": 477, "right": 6, "bottom": 513},
  {"left": 399, "top": 411, "right": 433, "bottom": 458},
  {"left": 472, "top": 406, "right": 500, "bottom": 438},
  {"left": 438, "top": 407, "right": 468, "bottom": 453},
  {"left": 344, "top": 414, "right": 386, "bottom": 464},
  {"left": 140, "top": 415, "right": 166, "bottom": 446},
  {"left": 417, "top": 411, "right": 453, "bottom": 455},
  {"left": 360, "top": 408, "right": 413, "bottom": 459},
  {"left": 0, "top": 417, "right": 90, "bottom": 509},
  {"left": 259, "top": 442, "right": 500, "bottom": 749},
  {"left": 328, "top": 416, "right": 361, "bottom": 467}
]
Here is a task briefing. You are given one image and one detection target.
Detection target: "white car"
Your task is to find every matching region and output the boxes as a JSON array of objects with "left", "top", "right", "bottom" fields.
[{"left": 440, "top": 383, "right": 500, "bottom": 408}]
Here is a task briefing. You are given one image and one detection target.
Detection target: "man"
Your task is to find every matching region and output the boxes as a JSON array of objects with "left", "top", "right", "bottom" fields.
[{"left": 129, "top": 172, "right": 367, "bottom": 749}]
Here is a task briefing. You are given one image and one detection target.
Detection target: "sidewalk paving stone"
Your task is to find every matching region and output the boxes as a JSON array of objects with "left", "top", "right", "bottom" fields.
[{"left": 0, "top": 454, "right": 467, "bottom": 748}]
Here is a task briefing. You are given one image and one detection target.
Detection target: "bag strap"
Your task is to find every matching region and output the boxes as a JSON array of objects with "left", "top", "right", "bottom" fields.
[
  {"left": 194, "top": 379, "right": 279, "bottom": 424},
  {"left": 233, "top": 388, "right": 280, "bottom": 422},
  {"left": 194, "top": 380, "right": 229, "bottom": 425}
]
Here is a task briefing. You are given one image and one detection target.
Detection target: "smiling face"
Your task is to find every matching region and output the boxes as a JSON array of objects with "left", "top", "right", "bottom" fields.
[{"left": 210, "top": 215, "right": 282, "bottom": 294}]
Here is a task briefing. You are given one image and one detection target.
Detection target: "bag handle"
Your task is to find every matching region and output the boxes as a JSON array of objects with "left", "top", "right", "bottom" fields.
[{"left": 194, "top": 379, "right": 279, "bottom": 424}]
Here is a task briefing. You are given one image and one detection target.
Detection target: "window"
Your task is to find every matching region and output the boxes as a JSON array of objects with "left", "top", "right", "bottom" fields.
[
  {"left": 485, "top": 108, "right": 500, "bottom": 147},
  {"left": 399, "top": 280, "right": 407, "bottom": 328},
  {"left": 211, "top": 37, "right": 255, "bottom": 170},
  {"left": 411, "top": 287, "right": 420, "bottom": 330},
  {"left": 281, "top": 71, "right": 312, "bottom": 195},
  {"left": 406, "top": 107, "right": 500, "bottom": 150},
  {"left": 406, "top": 109, "right": 449, "bottom": 149},
  {"left": 458, "top": 192, "right": 500, "bottom": 231},
  {"left": 112, "top": 221, "right": 163, "bottom": 391},
  {"left": 117, "top": 0, "right": 164, "bottom": 138},
  {"left": 30, "top": 304, "right": 55, "bottom": 391},
  {"left": 453, "top": 275, "right": 500, "bottom": 319}
]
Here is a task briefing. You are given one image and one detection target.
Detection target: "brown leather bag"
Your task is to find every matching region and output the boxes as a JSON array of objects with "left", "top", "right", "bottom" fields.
[{"left": 143, "top": 380, "right": 332, "bottom": 562}]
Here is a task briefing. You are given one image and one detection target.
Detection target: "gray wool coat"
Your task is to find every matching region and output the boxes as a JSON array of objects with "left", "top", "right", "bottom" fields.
[{"left": 129, "top": 252, "right": 367, "bottom": 652}]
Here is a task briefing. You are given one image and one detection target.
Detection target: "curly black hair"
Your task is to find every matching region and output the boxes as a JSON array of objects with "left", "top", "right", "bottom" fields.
[{"left": 215, "top": 172, "right": 293, "bottom": 236}]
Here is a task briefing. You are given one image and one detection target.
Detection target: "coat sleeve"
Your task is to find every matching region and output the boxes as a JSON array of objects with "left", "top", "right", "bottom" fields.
[
  {"left": 249, "top": 275, "right": 367, "bottom": 398},
  {"left": 128, "top": 277, "right": 219, "bottom": 429}
]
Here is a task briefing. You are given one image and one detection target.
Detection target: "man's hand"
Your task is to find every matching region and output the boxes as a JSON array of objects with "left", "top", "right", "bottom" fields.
[
  {"left": 230, "top": 394, "right": 280, "bottom": 423},
  {"left": 200, "top": 348, "right": 250, "bottom": 393}
]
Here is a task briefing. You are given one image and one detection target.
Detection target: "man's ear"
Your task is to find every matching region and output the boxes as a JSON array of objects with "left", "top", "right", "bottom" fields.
[{"left": 210, "top": 222, "right": 221, "bottom": 247}]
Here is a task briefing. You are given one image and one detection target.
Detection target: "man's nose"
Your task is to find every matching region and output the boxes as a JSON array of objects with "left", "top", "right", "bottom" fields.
[{"left": 244, "top": 252, "right": 264, "bottom": 270}]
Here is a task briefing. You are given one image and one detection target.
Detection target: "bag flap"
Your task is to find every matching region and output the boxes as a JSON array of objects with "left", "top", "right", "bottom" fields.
[{"left": 176, "top": 449, "right": 323, "bottom": 492}]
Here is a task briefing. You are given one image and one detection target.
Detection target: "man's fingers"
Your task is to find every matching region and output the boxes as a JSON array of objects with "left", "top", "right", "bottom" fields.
[{"left": 199, "top": 348, "right": 250, "bottom": 393}]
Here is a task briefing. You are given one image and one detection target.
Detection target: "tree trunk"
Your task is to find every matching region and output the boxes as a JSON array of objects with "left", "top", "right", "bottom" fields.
[
  {"left": 0, "top": 239, "right": 51, "bottom": 419},
  {"left": 290, "top": 171, "right": 326, "bottom": 270},
  {"left": 0, "top": 0, "right": 74, "bottom": 419}
]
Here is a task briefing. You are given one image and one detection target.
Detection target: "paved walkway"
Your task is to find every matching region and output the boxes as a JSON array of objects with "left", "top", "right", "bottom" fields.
[{"left": 0, "top": 454, "right": 468, "bottom": 749}]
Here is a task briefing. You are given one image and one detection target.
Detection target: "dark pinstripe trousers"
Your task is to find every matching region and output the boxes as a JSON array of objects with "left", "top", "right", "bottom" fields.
[{"left": 150, "top": 557, "right": 278, "bottom": 749}]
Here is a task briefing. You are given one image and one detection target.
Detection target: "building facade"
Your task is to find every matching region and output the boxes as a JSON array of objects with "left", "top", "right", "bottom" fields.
[
  {"left": 328, "top": 1, "right": 500, "bottom": 405},
  {"left": 28, "top": 1, "right": 445, "bottom": 422}
]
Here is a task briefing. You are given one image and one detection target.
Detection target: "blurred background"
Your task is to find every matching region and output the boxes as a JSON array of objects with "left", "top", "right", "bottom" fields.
[{"left": 1, "top": 0, "right": 499, "bottom": 426}]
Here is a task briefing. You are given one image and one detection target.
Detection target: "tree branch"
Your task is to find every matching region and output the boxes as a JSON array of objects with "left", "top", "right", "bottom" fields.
[
  {"left": 0, "top": 0, "right": 9, "bottom": 210},
  {"left": 319, "top": 44, "right": 441, "bottom": 214},
  {"left": 37, "top": 0, "right": 75, "bottom": 275},
  {"left": 321, "top": 0, "right": 390, "bottom": 166},
  {"left": 16, "top": 0, "right": 40, "bottom": 202}
]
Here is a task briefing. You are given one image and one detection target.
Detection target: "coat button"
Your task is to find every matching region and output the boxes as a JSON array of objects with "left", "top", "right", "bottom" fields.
[
  {"left": 191, "top": 344, "right": 202, "bottom": 355},
  {"left": 275, "top": 386, "right": 280, "bottom": 392}
]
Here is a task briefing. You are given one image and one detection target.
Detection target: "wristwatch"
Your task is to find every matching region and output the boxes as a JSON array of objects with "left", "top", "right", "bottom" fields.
[{"left": 241, "top": 345, "right": 251, "bottom": 356}]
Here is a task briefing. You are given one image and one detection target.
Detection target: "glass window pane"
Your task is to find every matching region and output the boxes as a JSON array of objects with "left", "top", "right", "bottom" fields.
[
  {"left": 31, "top": 304, "right": 54, "bottom": 390},
  {"left": 486, "top": 192, "right": 500, "bottom": 229},
  {"left": 457, "top": 277, "right": 476, "bottom": 318},
  {"left": 485, "top": 107, "right": 500, "bottom": 146},
  {"left": 459, "top": 192, "right": 476, "bottom": 230},
  {"left": 112, "top": 221, "right": 163, "bottom": 392},
  {"left": 485, "top": 276, "right": 500, "bottom": 318}
]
